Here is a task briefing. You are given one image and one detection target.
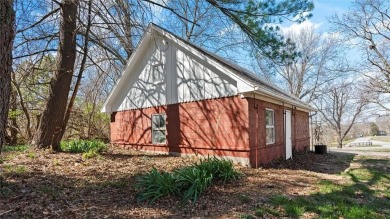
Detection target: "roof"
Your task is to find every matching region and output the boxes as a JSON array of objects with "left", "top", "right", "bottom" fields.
[
  {"left": 102, "top": 23, "right": 315, "bottom": 113},
  {"left": 150, "top": 23, "right": 315, "bottom": 111}
]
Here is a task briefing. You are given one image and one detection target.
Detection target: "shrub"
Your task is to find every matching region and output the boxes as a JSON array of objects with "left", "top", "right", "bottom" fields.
[
  {"left": 60, "top": 140, "right": 107, "bottom": 153},
  {"left": 195, "top": 157, "right": 242, "bottom": 183},
  {"left": 135, "top": 168, "right": 179, "bottom": 203},
  {"left": 136, "top": 157, "right": 242, "bottom": 204}
]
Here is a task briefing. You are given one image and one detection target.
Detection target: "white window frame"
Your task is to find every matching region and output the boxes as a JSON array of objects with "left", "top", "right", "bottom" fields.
[
  {"left": 151, "top": 114, "right": 166, "bottom": 144},
  {"left": 152, "top": 63, "right": 164, "bottom": 85},
  {"left": 265, "top": 108, "right": 275, "bottom": 145}
]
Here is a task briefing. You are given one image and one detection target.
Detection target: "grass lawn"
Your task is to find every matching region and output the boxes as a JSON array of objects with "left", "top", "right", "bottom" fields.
[
  {"left": 348, "top": 148, "right": 390, "bottom": 152},
  {"left": 329, "top": 139, "right": 356, "bottom": 147},
  {"left": 370, "top": 136, "right": 390, "bottom": 142},
  {"left": 1, "top": 145, "right": 389, "bottom": 218}
]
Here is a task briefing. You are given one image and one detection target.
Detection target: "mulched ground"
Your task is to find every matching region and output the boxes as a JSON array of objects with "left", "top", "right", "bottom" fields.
[{"left": 0, "top": 147, "right": 356, "bottom": 218}]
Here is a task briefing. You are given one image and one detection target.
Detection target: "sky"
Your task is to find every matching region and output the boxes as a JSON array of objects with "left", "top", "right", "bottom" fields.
[
  {"left": 311, "top": 0, "right": 352, "bottom": 26},
  {"left": 278, "top": 0, "right": 354, "bottom": 34},
  {"left": 230, "top": 0, "right": 357, "bottom": 75}
]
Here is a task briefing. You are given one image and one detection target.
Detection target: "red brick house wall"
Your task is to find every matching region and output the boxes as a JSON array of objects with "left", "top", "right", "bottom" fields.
[
  {"left": 246, "top": 98, "right": 310, "bottom": 167},
  {"left": 110, "top": 96, "right": 310, "bottom": 167},
  {"left": 293, "top": 110, "right": 310, "bottom": 151},
  {"left": 111, "top": 96, "right": 251, "bottom": 161}
]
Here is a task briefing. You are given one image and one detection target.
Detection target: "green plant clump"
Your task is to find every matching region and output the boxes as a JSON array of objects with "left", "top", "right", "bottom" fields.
[
  {"left": 60, "top": 140, "right": 107, "bottom": 153},
  {"left": 136, "top": 157, "right": 241, "bottom": 204},
  {"left": 82, "top": 150, "right": 100, "bottom": 159},
  {"left": 136, "top": 168, "right": 180, "bottom": 203},
  {"left": 2, "top": 145, "right": 28, "bottom": 152}
]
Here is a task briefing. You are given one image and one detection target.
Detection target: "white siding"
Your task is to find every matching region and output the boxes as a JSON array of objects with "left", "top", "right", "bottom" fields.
[
  {"left": 176, "top": 45, "right": 237, "bottom": 103},
  {"left": 110, "top": 33, "right": 246, "bottom": 112},
  {"left": 115, "top": 36, "right": 168, "bottom": 110}
]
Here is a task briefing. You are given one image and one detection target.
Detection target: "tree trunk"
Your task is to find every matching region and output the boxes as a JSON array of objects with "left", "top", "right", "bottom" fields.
[
  {"left": 32, "top": 0, "right": 79, "bottom": 150},
  {"left": 8, "top": 86, "right": 18, "bottom": 145},
  {"left": 59, "top": 0, "right": 92, "bottom": 141},
  {"left": 0, "top": 0, "right": 15, "bottom": 153},
  {"left": 337, "top": 130, "right": 343, "bottom": 148}
]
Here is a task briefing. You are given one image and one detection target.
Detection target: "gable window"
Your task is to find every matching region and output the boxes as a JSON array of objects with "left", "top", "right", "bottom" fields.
[
  {"left": 152, "top": 63, "right": 164, "bottom": 84},
  {"left": 266, "top": 109, "right": 275, "bottom": 144},
  {"left": 152, "top": 114, "right": 166, "bottom": 144}
]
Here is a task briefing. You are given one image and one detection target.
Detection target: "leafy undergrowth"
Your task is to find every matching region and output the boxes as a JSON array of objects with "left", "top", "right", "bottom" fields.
[
  {"left": 61, "top": 140, "right": 107, "bottom": 152},
  {"left": 0, "top": 147, "right": 389, "bottom": 218},
  {"left": 60, "top": 140, "right": 108, "bottom": 159}
]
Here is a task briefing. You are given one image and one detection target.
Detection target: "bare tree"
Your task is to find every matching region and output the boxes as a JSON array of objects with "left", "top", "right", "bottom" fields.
[
  {"left": 332, "top": 0, "right": 390, "bottom": 108},
  {"left": 257, "top": 25, "right": 350, "bottom": 103},
  {"left": 0, "top": 0, "right": 15, "bottom": 152},
  {"left": 32, "top": 0, "right": 79, "bottom": 150},
  {"left": 314, "top": 82, "right": 367, "bottom": 148}
]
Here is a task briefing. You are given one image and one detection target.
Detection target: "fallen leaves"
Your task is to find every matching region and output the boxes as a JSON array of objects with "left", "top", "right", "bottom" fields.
[{"left": 0, "top": 147, "right": 358, "bottom": 218}]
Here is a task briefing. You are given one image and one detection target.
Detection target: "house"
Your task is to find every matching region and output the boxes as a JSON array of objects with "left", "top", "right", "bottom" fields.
[
  {"left": 102, "top": 23, "right": 315, "bottom": 167},
  {"left": 377, "top": 130, "right": 387, "bottom": 136}
]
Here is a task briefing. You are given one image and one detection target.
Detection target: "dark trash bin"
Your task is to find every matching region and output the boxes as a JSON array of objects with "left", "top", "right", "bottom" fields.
[{"left": 315, "top": 145, "right": 327, "bottom": 154}]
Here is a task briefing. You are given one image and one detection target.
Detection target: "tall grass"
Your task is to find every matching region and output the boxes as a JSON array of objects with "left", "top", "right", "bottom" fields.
[{"left": 136, "top": 157, "right": 242, "bottom": 204}]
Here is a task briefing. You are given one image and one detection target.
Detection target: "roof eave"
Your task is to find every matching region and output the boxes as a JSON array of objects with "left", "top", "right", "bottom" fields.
[{"left": 241, "top": 90, "right": 316, "bottom": 112}]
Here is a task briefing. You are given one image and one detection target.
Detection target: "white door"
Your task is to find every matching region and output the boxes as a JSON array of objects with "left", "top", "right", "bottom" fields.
[{"left": 285, "top": 110, "right": 292, "bottom": 160}]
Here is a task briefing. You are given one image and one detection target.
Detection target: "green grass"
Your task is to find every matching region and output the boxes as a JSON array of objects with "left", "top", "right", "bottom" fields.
[
  {"left": 3, "top": 164, "right": 27, "bottom": 174},
  {"left": 1, "top": 145, "right": 28, "bottom": 152},
  {"left": 270, "top": 194, "right": 289, "bottom": 205},
  {"left": 239, "top": 214, "right": 255, "bottom": 219},
  {"left": 259, "top": 157, "right": 390, "bottom": 218},
  {"left": 285, "top": 203, "right": 305, "bottom": 218},
  {"left": 255, "top": 206, "right": 281, "bottom": 217},
  {"left": 350, "top": 148, "right": 390, "bottom": 152},
  {"left": 82, "top": 150, "right": 100, "bottom": 159},
  {"left": 27, "top": 152, "right": 36, "bottom": 159},
  {"left": 329, "top": 139, "right": 356, "bottom": 147},
  {"left": 370, "top": 136, "right": 390, "bottom": 142}
]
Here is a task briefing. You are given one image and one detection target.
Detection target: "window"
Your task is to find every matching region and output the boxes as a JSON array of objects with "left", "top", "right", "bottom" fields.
[
  {"left": 266, "top": 109, "right": 275, "bottom": 144},
  {"left": 152, "top": 64, "right": 164, "bottom": 84},
  {"left": 152, "top": 114, "right": 166, "bottom": 144}
]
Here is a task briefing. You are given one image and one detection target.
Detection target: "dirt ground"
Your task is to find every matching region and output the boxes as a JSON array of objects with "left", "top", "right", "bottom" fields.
[{"left": 0, "top": 147, "right": 368, "bottom": 218}]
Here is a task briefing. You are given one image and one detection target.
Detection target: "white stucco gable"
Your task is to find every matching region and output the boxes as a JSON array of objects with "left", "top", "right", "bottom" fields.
[{"left": 102, "top": 23, "right": 315, "bottom": 113}]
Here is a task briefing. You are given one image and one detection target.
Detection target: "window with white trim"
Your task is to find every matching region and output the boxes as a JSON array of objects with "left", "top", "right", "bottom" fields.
[
  {"left": 265, "top": 109, "right": 275, "bottom": 144},
  {"left": 152, "top": 114, "right": 166, "bottom": 144},
  {"left": 152, "top": 63, "right": 164, "bottom": 84}
]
